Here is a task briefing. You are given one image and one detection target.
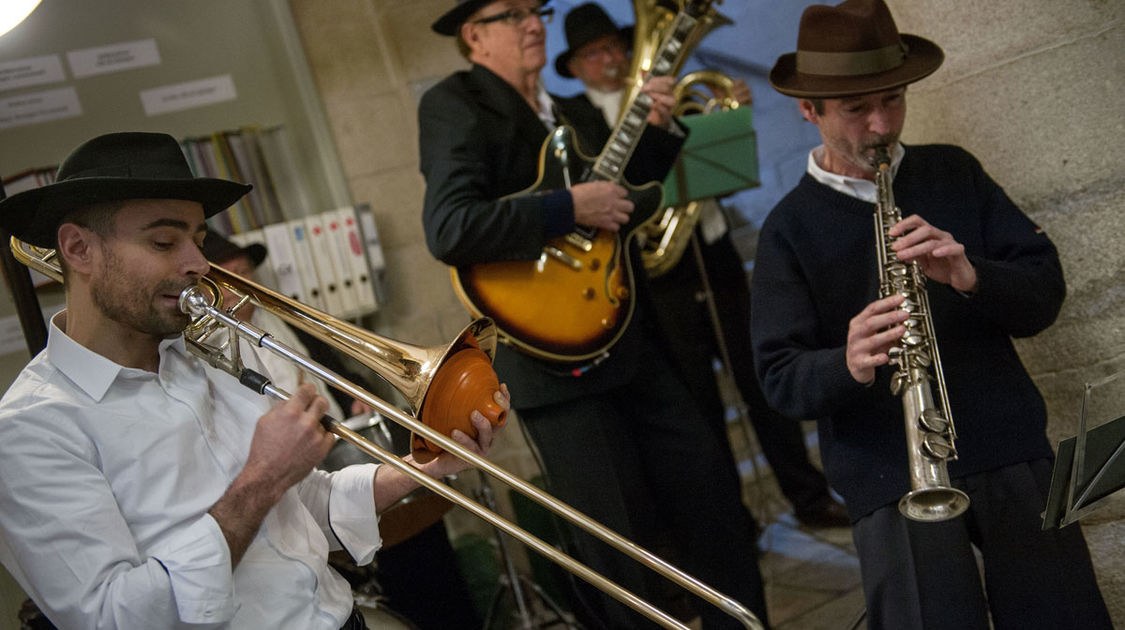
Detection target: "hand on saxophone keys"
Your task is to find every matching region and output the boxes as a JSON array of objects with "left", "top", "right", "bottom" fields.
[
  {"left": 846, "top": 293, "right": 911, "bottom": 385},
  {"left": 888, "top": 214, "right": 979, "bottom": 293}
]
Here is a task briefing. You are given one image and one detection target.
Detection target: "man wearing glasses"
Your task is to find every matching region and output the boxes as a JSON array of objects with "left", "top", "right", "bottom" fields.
[{"left": 419, "top": 1, "right": 770, "bottom": 629}]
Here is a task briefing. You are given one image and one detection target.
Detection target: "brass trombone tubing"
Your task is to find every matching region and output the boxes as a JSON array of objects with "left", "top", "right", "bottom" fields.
[
  {"left": 179, "top": 285, "right": 760, "bottom": 629},
  {"left": 11, "top": 237, "right": 762, "bottom": 629}
]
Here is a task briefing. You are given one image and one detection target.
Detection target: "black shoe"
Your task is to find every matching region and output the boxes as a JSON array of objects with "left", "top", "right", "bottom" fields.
[{"left": 794, "top": 497, "right": 850, "bottom": 528}]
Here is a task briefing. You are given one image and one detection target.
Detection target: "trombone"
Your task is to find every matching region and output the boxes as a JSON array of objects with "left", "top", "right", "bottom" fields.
[{"left": 10, "top": 237, "right": 764, "bottom": 630}]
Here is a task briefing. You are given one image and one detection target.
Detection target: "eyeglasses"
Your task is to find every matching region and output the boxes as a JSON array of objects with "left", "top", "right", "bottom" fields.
[{"left": 473, "top": 6, "right": 554, "bottom": 26}]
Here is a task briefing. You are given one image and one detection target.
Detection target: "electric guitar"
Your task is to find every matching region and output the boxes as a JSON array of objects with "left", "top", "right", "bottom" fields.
[{"left": 451, "top": 0, "right": 715, "bottom": 362}]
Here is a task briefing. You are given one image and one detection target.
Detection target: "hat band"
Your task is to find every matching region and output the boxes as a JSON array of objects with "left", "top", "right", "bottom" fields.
[
  {"left": 61, "top": 162, "right": 193, "bottom": 182},
  {"left": 796, "top": 42, "right": 908, "bottom": 76}
]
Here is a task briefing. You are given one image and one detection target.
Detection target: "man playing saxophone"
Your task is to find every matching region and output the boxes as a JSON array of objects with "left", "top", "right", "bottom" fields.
[
  {"left": 0, "top": 131, "right": 509, "bottom": 629},
  {"left": 750, "top": 1, "right": 1110, "bottom": 628}
]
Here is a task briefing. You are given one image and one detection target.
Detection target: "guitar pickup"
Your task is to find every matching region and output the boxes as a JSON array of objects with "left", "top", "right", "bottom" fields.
[
  {"left": 541, "top": 246, "right": 582, "bottom": 270},
  {"left": 564, "top": 233, "right": 594, "bottom": 252}
]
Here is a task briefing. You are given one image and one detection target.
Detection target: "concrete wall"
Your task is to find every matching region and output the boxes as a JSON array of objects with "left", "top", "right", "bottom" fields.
[{"left": 890, "top": 1, "right": 1125, "bottom": 623}]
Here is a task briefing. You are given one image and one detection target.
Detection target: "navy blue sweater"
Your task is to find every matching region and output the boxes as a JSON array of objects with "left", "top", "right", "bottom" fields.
[{"left": 750, "top": 144, "right": 1063, "bottom": 521}]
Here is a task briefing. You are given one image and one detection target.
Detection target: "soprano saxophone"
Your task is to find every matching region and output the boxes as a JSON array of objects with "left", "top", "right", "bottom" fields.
[{"left": 872, "top": 146, "right": 970, "bottom": 522}]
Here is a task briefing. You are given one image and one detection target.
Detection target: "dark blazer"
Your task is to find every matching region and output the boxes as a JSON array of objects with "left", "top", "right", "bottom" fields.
[{"left": 418, "top": 64, "right": 684, "bottom": 409}]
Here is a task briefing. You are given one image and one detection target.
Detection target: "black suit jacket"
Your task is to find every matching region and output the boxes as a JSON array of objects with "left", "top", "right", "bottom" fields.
[{"left": 418, "top": 64, "right": 684, "bottom": 409}]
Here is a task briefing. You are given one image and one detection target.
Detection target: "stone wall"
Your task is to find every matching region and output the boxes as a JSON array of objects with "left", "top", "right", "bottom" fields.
[{"left": 889, "top": 1, "right": 1125, "bottom": 622}]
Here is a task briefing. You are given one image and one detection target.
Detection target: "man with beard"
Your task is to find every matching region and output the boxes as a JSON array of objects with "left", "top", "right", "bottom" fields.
[
  {"left": 419, "top": 1, "right": 769, "bottom": 628},
  {"left": 0, "top": 132, "right": 509, "bottom": 629},
  {"left": 750, "top": 1, "right": 1111, "bottom": 628}
]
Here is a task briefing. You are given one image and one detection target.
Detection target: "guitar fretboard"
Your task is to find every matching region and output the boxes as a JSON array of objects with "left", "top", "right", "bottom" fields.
[{"left": 592, "top": 11, "right": 700, "bottom": 183}]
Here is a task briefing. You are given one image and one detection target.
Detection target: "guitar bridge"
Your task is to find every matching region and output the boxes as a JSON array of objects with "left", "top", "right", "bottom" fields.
[
  {"left": 540, "top": 247, "right": 582, "bottom": 271},
  {"left": 564, "top": 233, "right": 594, "bottom": 252}
]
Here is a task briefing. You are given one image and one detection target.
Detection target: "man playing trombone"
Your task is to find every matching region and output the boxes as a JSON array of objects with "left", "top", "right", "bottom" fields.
[{"left": 0, "top": 131, "right": 509, "bottom": 629}]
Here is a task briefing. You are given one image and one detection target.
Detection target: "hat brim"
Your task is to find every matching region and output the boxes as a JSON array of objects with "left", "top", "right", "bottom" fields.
[
  {"left": 0, "top": 176, "right": 251, "bottom": 248},
  {"left": 554, "top": 26, "right": 634, "bottom": 79},
  {"left": 432, "top": 0, "right": 547, "bottom": 36},
  {"left": 769, "top": 34, "right": 943, "bottom": 99},
  {"left": 432, "top": 0, "right": 492, "bottom": 36}
]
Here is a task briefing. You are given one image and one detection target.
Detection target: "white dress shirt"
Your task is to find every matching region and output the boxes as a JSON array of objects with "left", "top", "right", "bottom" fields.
[
  {"left": 806, "top": 142, "right": 905, "bottom": 202},
  {"left": 585, "top": 86, "right": 624, "bottom": 129},
  {"left": 0, "top": 311, "right": 382, "bottom": 629}
]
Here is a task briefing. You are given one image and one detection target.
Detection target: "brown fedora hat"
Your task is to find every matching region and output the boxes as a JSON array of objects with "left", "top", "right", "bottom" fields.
[
  {"left": 0, "top": 132, "right": 250, "bottom": 248},
  {"left": 769, "top": 0, "right": 943, "bottom": 99}
]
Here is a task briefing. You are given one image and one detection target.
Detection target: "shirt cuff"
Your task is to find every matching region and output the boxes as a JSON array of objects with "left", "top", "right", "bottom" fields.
[
  {"left": 149, "top": 513, "right": 236, "bottom": 624},
  {"left": 328, "top": 463, "right": 381, "bottom": 566}
]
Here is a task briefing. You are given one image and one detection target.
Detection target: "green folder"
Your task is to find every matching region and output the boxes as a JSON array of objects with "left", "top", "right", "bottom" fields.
[{"left": 662, "top": 107, "right": 760, "bottom": 207}]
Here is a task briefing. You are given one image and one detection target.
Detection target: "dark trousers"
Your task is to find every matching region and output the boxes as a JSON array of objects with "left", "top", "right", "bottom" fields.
[
  {"left": 650, "top": 231, "right": 832, "bottom": 512},
  {"left": 852, "top": 458, "right": 1111, "bottom": 630},
  {"left": 518, "top": 341, "right": 769, "bottom": 630}
]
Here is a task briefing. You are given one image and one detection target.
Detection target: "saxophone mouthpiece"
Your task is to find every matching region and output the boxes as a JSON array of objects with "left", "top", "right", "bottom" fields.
[{"left": 870, "top": 145, "right": 892, "bottom": 168}]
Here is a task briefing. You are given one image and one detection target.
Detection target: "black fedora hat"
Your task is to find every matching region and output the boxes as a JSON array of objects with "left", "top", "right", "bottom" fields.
[
  {"left": 201, "top": 231, "right": 267, "bottom": 269},
  {"left": 554, "top": 3, "right": 633, "bottom": 78},
  {"left": 0, "top": 132, "right": 251, "bottom": 248},
  {"left": 432, "top": 0, "right": 547, "bottom": 36},
  {"left": 769, "top": 0, "right": 943, "bottom": 99}
]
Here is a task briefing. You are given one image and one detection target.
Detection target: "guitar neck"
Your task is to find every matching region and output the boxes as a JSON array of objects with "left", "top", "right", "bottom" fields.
[{"left": 591, "top": 9, "right": 701, "bottom": 183}]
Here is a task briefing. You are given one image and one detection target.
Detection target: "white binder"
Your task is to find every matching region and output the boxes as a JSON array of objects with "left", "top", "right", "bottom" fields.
[
  {"left": 290, "top": 218, "right": 337, "bottom": 315},
  {"left": 302, "top": 213, "right": 351, "bottom": 317},
  {"left": 327, "top": 206, "right": 378, "bottom": 315},
  {"left": 316, "top": 211, "right": 361, "bottom": 318},
  {"left": 261, "top": 222, "right": 314, "bottom": 308}
]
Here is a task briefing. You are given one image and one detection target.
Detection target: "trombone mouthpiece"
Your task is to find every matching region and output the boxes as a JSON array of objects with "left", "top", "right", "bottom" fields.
[{"left": 178, "top": 285, "right": 211, "bottom": 317}]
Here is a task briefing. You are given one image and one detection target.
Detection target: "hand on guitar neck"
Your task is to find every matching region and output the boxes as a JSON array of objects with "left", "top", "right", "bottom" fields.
[
  {"left": 571, "top": 181, "right": 634, "bottom": 232},
  {"left": 640, "top": 75, "right": 676, "bottom": 128}
]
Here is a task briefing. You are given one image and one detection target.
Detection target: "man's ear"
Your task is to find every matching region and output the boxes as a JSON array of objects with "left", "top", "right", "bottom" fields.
[
  {"left": 56, "top": 223, "right": 98, "bottom": 275},
  {"left": 566, "top": 58, "right": 581, "bottom": 81},
  {"left": 797, "top": 99, "right": 818, "bottom": 124},
  {"left": 461, "top": 22, "right": 482, "bottom": 56}
]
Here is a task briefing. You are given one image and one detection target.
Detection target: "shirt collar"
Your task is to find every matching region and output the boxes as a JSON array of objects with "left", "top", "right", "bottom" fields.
[
  {"left": 585, "top": 87, "right": 622, "bottom": 128},
  {"left": 536, "top": 81, "right": 557, "bottom": 130},
  {"left": 806, "top": 142, "right": 905, "bottom": 203},
  {"left": 46, "top": 310, "right": 185, "bottom": 402}
]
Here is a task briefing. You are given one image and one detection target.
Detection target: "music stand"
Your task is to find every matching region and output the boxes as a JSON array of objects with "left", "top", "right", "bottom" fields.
[{"left": 1042, "top": 369, "right": 1125, "bottom": 529}]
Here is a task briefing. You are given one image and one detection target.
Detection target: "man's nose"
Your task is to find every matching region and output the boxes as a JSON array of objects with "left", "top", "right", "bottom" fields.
[
  {"left": 868, "top": 108, "right": 894, "bottom": 135},
  {"left": 184, "top": 244, "right": 210, "bottom": 277}
]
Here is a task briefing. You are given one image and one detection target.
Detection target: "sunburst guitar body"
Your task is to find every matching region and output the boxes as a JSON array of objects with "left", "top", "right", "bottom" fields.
[
  {"left": 452, "top": 125, "right": 663, "bottom": 362},
  {"left": 451, "top": 0, "right": 717, "bottom": 362}
]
